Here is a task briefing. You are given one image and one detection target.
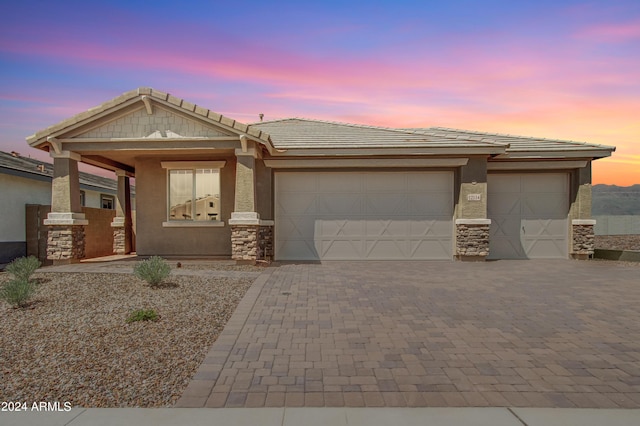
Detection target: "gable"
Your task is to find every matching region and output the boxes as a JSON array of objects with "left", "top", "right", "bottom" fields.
[{"left": 76, "top": 107, "right": 229, "bottom": 139}]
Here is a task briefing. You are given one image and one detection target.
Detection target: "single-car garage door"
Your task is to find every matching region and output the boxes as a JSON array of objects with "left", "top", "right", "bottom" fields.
[
  {"left": 275, "top": 171, "right": 453, "bottom": 260},
  {"left": 488, "top": 173, "right": 569, "bottom": 259}
]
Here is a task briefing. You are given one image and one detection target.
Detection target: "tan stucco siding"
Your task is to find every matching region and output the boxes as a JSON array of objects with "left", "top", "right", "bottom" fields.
[
  {"left": 134, "top": 156, "right": 236, "bottom": 256},
  {"left": 455, "top": 157, "right": 488, "bottom": 219},
  {"left": 255, "top": 159, "right": 273, "bottom": 220}
]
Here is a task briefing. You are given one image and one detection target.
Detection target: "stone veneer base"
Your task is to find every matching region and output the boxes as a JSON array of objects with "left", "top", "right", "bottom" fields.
[
  {"left": 231, "top": 224, "right": 273, "bottom": 261},
  {"left": 455, "top": 223, "right": 490, "bottom": 259},
  {"left": 47, "top": 225, "right": 85, "bottom": 261},
  {"left": 571, "top": 223, "right": 595, "bottom": 258}
]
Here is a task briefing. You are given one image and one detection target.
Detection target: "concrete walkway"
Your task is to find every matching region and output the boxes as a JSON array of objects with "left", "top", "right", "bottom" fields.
[
  {"left": 177, "top": 260, "right": 640, "bottom": 409},
  {"left": 4, "top": 407, "right": 640, "bottom": 426}
]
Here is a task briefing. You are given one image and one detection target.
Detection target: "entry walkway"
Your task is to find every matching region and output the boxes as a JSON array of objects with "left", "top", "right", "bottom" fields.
[{"left": 177, "top": 260, "right": 640, "bottom": 408}]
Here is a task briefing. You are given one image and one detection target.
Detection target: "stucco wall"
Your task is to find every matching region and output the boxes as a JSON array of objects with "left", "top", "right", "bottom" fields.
[
  {"left": 255, "top": 159, "right": 273, "bottom": 220},
  {"left": 134, "top": 156, "right": 236, "bottom": 256},
  {"left": 0, "top": 174, "right": 51, "bottom": 242},
  {"left": 455, "top": 157, "right": 488, "bottom": 219}
]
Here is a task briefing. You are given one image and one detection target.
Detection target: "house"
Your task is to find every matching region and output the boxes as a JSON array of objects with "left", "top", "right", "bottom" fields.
[
  {"left": 0, "top": 150, "right": 134, "bottom": 264},
  {"left": 25, "top": 88, "right": 614, "bottom": 264}
]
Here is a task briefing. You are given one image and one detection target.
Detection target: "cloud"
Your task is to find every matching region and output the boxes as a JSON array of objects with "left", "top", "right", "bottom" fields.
[{"left": 575, "top": 19, "right": 640, "bottom": 42}]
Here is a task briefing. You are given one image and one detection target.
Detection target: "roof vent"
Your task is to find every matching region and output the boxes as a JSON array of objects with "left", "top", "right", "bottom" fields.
[{"left": 10, "top": 151, "right": 19, "bottom": 157}]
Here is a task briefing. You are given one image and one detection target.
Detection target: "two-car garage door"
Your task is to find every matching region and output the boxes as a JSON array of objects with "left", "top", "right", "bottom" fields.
[{"left": 275, "top": 171, "right": 453, "bottom": 260}]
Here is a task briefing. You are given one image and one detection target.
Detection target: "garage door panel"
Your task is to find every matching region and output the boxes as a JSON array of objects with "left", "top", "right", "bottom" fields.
[
  {"left": 522, "top": 194, "right": 568, "bottom": 217},
  {"left": 277, "top": 239, "right": 319, "bottom": 260},
  {"left": 364, "top": 173, "right": 407, "bottom": 191},
  {"left": 487, "top": 194, "right": 520, "bottom": 216},
  {"left": 317, "top": 174, "right": 362, "bottom": 192},
  {"left": 364, "top": 194, "right": 409, "bottom": 215},
  {"left": 317, "top": 194, "right": 363, "bottom": 215},
  {"left": 488, "top": 175, "right": 522, "bottom": 193},
  {"left": 276, "top": 194, "right": 317, "bottom": 215},
  {"left": 276, "top": 172, "right": 453, "bottom": 260},
  {"left": 522, "top": 174, "right": 568, "bottom": 192},
  {"left": 319, "top": 219, "right": 365, "bottom": 236},
  {"left": 409, "top": 194, "right": 454, "bottom": 215},
  {"left": 488, "top": 173, "right": 568, "bottom": 259}
]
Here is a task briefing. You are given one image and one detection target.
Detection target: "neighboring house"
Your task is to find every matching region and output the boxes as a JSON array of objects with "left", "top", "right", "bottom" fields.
[
  {"left": 0, "top": 150, "right": 134, "bottom": 263},
  {"left": 25, "top": 88, "right": 614, "bottom": 264}
]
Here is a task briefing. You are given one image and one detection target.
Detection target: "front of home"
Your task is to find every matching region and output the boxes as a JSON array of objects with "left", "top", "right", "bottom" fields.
[{"left": 26, "top": 88, "right": 614, "bottom": 264}]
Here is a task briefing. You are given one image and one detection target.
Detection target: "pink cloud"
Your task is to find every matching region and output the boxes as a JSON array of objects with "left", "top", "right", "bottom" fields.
[{"left": 575, "top": 20, "right": 640, "bottom": 42}]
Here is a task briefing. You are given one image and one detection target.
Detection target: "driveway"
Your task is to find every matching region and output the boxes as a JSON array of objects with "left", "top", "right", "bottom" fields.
[{"left": 177, "top": 260, "right": 640, "bottom": 408}]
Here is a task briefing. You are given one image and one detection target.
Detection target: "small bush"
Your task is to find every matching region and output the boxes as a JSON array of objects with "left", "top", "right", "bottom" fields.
[
  {"left": 1, "top": 278, "right": 37, "bottom": 308},
  {"left": 6, "top": 256, "right": 41, "bottom": 282},
  {"left": 133, "top": 256, "right": 171, "bottom": 286},
  {"left": 127, "top": 309, "right": 159, "bottom": 323}
]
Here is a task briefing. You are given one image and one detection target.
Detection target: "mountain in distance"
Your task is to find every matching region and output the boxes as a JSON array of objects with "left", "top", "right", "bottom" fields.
[{"left": 592, "top": 184, "right": 640, "bottom": 215}]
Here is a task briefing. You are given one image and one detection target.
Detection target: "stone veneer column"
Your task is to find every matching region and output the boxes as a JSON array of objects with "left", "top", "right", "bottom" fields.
[
  {"left": 570, "top": 163, "right": 595, "bottom": 260},
  {"left": 111, "top": 170, "right": 133, "bottom": 254},
  {"left": 455, "top": 158, "right": 490, "bottom": 261},
  {"left": 229, "top": 140, "right": 273, "bottom": 262},
  {"left": 43, "top": 151, "right": 88, "bottom": 264},
  {"left": 455, "top": 219, "right": 491, "bottom": 260}
]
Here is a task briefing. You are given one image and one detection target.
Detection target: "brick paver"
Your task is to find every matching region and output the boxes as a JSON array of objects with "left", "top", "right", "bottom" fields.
[{"left": 176, "top": 260, "right": 640, "bottom": 408}]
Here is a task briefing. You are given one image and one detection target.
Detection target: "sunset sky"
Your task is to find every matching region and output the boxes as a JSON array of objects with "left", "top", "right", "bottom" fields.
[{"left": 1, "top": 0, "right": 638, "bottom": 185}]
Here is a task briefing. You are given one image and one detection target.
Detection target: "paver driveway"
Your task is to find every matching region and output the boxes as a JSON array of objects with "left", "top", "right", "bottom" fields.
[{"left": 177, "top": 260, "right": 640, "bottom": 408}]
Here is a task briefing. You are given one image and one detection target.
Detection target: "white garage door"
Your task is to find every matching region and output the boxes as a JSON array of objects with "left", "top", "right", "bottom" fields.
[
  {"left": 488, "top": 173, "right": 569, "bottom": 259},
  {"left": 275, "top": 171, "right": 453, "bottom": 260}
]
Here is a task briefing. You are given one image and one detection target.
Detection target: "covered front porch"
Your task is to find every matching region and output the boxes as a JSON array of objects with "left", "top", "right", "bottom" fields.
[{"left": 26, "top": 88, "right": 275, "bottom": 264}]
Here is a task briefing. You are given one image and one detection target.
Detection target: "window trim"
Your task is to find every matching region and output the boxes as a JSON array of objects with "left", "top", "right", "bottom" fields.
[
  {"left": 101, "top": 194, "right": 115, "bottom": 210},
  {"left": 161, "top": 161, "right": 226, "bottom": 228}
]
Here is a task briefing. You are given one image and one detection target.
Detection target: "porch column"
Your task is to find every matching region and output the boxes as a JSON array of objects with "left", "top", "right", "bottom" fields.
[
  {"left": 111, "top": 170, "right": 133, "bottom": 254},
  {"left": 570, "top": 163, "right": 595, "bottom": 259},
  {"left": 43, "top": 151, "right": 88, "bottom": 264},
  {"left": 229, "top": 138, "right": 274, "bottom": 262},
  {"left": 455, "top": 157, "right": 490, "bottom": 261}
]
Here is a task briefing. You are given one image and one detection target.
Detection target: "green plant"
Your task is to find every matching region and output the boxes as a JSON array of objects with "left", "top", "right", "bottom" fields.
[
  {"left": 133, "top": 256, "right": 171, "bottom": 286},
  {"left": 126, "top": 309, "right": 159, "bottom": 323},
  {"left": 6, "top": 256, "right": 41, "bottom": 282},
  {"left": 1, "top": 278, "right": 37, "bottom": 308}
]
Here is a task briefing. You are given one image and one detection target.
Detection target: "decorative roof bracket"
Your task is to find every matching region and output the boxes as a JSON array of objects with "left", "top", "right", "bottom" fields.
[{"left": 141, "top": 95, "right": 153, "bottom": 115}]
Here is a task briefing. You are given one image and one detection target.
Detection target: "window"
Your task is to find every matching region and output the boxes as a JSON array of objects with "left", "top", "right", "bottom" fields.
[
  {"left": 101, "top": 195, "right": 114, "bottom": 210},
  {"left": 162, "top": 161, "right": 225, "bottom": 227}
]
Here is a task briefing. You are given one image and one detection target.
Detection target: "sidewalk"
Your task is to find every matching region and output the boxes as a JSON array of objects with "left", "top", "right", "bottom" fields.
[{"left": 3, "top": 407, "right": 640, "bottom": 426}]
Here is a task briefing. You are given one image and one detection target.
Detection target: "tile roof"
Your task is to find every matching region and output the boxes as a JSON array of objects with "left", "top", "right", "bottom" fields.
[
  {"left": 251, "top": 118, "right": 502, "bottom": 149},
  {"left": 27, "top": 87, "right": 275, "bottom": 152},
  {"left": 411, "top": 127, "right": 616, "bottom": 154},
  {"left": 0, "top": 151, "right": 127, "bottom": 192}
]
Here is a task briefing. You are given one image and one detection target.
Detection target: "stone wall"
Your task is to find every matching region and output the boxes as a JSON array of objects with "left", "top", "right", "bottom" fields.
[
  {"left": 113, "top": 227, "right": 125, "bottom": 254},
  {"left": 572, "top": 224, "right": 595, "bottom": 257},
  {"left": 231, "top": 224, "right": 273, "bottom": 261},
  {"left": 456, "top": 223, "right": 490, "bottom": 259},
  {"left": 47, "top": 225, "right": 85, "bottom": 261}
]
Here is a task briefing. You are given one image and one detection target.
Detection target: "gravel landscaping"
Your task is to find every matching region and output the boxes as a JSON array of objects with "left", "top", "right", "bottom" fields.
[{"left": 0, "top": 269, "right": 255, "bottom": 407}]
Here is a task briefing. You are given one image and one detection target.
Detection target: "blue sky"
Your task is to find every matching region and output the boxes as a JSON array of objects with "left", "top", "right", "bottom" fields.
[{"left": 1, "top": 0, "right": 639, "bottom": 183}]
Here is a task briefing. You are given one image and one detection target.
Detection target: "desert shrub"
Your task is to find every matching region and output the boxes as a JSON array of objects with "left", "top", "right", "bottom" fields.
[
  {"left": 1, "top": 278, "right": 37, "bottom": 308},
  {"left": 126, "top": 309, "right": 159, "bottom": 323},
  {"left": 6, "top": 256, "right": 41, "bottom": 282},
  {"left": 133, "top": 256, "right": 171, "bottom": 286}
]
